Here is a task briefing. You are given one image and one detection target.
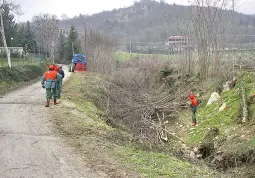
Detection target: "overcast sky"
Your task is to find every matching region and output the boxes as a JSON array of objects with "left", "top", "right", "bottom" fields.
[{"left": 17, "top": 0, "right": 255, "bottom": 22}]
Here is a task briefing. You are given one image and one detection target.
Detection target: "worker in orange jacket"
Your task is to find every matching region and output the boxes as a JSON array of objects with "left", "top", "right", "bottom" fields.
[
  {"left": 189, "top": 94, "right": 199, "bottom": 126},
  {"left": 41, "top": 65, "right": 62, "bottom": 107},
  {"left": 54, "top": 65, "right": 62, "bottom": 99},
  {"left": 55, "top": 65, "right": 60, "bottom": 72}
]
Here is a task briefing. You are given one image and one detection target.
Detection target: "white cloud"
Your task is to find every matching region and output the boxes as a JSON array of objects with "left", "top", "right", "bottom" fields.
[{"left": 238, "top": 0, "right": 255, "bottom": 14}]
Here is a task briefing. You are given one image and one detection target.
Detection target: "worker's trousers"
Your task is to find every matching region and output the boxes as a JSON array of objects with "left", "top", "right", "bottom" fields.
[
  {"left": 46, "top": 88, "right": 57, "bottom": 99},
  {"left": 56, "top": 80, "right": 62, "bottom": 99},
  {"left": 191, "top": 106, "right": 197, "bottom": 123}
]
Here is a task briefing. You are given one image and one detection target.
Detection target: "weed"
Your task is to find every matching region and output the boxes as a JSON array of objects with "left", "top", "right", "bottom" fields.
[{"left": 116, "top": 147, "right": 215, "bottom": 178}]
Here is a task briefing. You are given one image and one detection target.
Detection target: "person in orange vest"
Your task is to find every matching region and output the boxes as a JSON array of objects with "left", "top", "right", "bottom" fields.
[
  {"left": 54, "top": 65, "right": 62, "bottom": 99},
  {"left": 189, "top": 94, "right": 199, "bottom": 126},
  {"left": 55, "top": 65, "right": 60, "bottom": 72},
  {"left": 41, "top": 65, "right": 62, "bottom": 107},
  {"left": 58, "top": 65, "right": 65, "bottom": 79}
]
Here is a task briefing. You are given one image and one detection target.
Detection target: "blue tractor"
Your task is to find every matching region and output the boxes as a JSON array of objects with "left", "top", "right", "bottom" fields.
[{"left": 69, "top": 54, "right": 86, "bottom": 72}]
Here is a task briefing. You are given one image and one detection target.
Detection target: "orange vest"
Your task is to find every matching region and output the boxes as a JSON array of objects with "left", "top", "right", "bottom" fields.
[
  {"left": 191, "top": 98, "right": 198, "bottom": 106},
  {"left": 45, "top": 71, "right": 57, "bottom": 80}
]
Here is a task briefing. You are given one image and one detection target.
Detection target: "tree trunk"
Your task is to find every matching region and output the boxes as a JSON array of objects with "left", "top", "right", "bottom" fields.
[{"left": 0, "top": 2, "right": 11, "bottom": 68}]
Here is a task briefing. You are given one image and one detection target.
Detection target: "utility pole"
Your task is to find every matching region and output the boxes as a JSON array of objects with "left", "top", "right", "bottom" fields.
[
  {"left": 129, "top": 41, "right": 132, "bottom": 54},
  {"left": 123, "top": 37, "right": 126, "bottom": 51},
  {"left": 72, "top": 41, "right": 74, "bottom": 55},
  {"left": 84, "top": 17, "right": 87, "bottom": 55},
  {"left": 51, "top": 41, "right": 55, "bottom": 63}
]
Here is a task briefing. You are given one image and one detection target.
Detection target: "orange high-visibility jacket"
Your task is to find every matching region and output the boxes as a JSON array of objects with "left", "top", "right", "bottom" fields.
[
  {"left": 45, "top": 71, "right": 58, "bottom": 80},
  {"left": 41, "top": 70, "right": 61, "bottom": 89},
  {"left": 190, "top": 98, "right": 198, "bottom": 106}
]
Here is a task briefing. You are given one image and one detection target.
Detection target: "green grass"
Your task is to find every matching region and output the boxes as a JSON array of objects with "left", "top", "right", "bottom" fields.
[
  {"left": 0, "top": 58, "right": 41, "bottom": 67},
  {"left": 62, "top": 74, "right": 106, "bottom": 125},
  {"left": 116, "top": 51, "right": 172, "bottom": 61},
  {"left": 116, "top": 147, "right": 215, "bottom": 178},
  {"left": 187, "top": 72, "right": 255, "bottom": 147},
  {"left": 116, "top": 49, "right": 255, "bottom": 63},
  {"left": 188, "top": 85, "right": 241, "bottom": 146}
]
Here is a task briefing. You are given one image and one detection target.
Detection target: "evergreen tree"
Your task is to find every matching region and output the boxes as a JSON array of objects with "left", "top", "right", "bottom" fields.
[
  {"left": 16, "top": 22, "right": 37, "bottom": 53},
  {"left": 57, "top": 33, "right": 66, "bottom": 62},
  {"left": 15, "top": 23, "right": 25, "bottom": 47},
  {"left": 65, "top": 25, "right": 81, "bottom": 61},
  {"left": 23, "top": 21, "right": 37, "bottom": 53}
]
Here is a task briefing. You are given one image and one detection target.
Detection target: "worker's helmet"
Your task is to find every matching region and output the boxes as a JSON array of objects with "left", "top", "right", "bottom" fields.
[
  {"left": 49, "top": 65, "right": 55, "bottom": 70},
  {"left": 55, "top": 66, "right": 60, "bottom": 72},
  {"left": 189, "top": 94, "right": 195, "bottom": 99}
]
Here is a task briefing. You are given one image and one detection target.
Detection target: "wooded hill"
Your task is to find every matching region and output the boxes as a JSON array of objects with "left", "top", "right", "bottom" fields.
[{"left": 59, "top": 0, "right": 255, "bottom": 43}]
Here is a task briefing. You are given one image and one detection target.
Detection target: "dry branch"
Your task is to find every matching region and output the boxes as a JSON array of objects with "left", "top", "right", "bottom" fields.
[{"left": 239, "top": 81, "right": 248, "bottom": 123}]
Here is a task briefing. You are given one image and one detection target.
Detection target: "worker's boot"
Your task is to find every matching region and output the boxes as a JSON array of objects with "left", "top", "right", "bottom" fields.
[
  {"left": 45, "top": 99, "right": 50, "bottom": 107},
  {"left": 192, "top": 121, "right": 197, "bottom": 126},
  {"left": 54, "top": 98, "right": 59, "bottom": 105}
]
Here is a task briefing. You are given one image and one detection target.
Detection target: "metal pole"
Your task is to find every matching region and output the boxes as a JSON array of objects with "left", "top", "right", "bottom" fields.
[
  {"left": 129, "top": 41, "right": 132, "bottom": 54},
  {"left": 84, "top": 18, "right": 87, "bottom": 55},
  {"left": 124, "top": 37, "right": 126, "bottom": 51},
  {"left": 51, "top": 41, "right": 55, "bottom": 64},
  {"left": 72, "top": 41, "right": 74, "bottom": 55}
]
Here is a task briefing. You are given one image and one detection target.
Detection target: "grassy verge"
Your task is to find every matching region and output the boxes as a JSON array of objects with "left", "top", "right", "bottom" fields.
[
  {"left": 116, "top": 147, "right": 215, "bottom": 178},
  {"left": 188, "top": 88, "right": 241, "bottom": 146},
  {"left": 0, "top": 63, "right": 48, "bottom": 95},
  {"left": 53, "top": 72, "right": 215, "bottom": 177},
  {"left": 116, "top": 51, "right": 170, "bottom": 61},
  {"left": 187, "top": 73, "right": 255, "bottom": 146},
  {"left": 169, "top": 72, "right": 255, "bottom": 176}
]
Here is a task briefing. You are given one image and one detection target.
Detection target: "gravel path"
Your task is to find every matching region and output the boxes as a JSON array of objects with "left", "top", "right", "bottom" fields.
[{"left": 0, "top": 66, "right": 105, "bottom": 178}]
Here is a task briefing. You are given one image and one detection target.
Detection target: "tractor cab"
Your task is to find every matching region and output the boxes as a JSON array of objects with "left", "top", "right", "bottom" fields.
[{"left": 69, "top": 54, "right": 86, "bottom": 72}]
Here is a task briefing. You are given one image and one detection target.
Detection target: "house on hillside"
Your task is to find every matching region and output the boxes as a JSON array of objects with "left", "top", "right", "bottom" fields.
[
  {"left": 166, "top": 36, "right": 191, "bottom": 53},
  {"left": 59, "top": 28, "right": 84, "bottom": 38}
]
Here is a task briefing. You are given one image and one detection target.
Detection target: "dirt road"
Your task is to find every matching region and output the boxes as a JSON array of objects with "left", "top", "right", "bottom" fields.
[{"left": 0, "top": 66, "right": 106, "bottom": 178}]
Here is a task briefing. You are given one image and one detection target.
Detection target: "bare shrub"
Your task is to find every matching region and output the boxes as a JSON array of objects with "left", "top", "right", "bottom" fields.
[
  {"left": 189, "top": 0, "right": 237, "bottom": 79},
  {"left": 100, "top": 56, "right": 198, "bottom": 143},
  {"left": 86, "top": 30, "right": 117, "bottom": 74}
]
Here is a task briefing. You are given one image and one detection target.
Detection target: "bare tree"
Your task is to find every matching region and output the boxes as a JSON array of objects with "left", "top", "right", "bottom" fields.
[
  {"left": 85, "top": 29, "right": 117, "bottom": 74},
  {"left": 31, "top": 14, "right": 59, "bottom": 61},
  {"left": 189, "top": 0, "right": 237, "bottom": 79},
  {"left": 0, "top": 1, "right": 10, "bottom": 67}
]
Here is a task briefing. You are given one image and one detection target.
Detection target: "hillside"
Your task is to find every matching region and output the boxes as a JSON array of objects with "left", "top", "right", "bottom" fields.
[
  {"left": 59, "top": 0, "right": 255, "bottom": 43},
  {"left": 171, "top": 71, "right": 255, "bottom": 177}
]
